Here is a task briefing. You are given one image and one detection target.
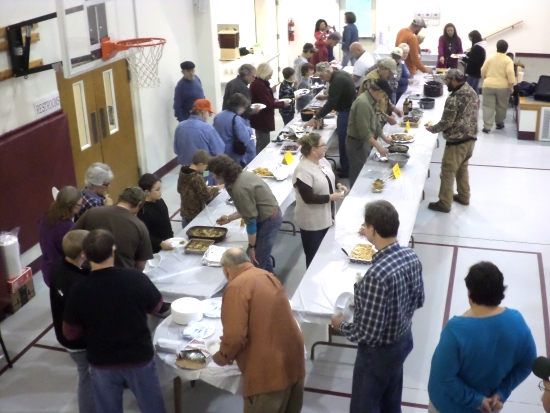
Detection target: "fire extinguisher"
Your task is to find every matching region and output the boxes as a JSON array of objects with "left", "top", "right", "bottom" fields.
[{"left": 288, "top": 18, "right": 295, "bottom": 41}]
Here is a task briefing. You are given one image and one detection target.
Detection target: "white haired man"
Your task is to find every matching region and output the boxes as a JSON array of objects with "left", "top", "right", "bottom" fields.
[{"left": 213, "top": 248, "right": 305, "bottom": 413}]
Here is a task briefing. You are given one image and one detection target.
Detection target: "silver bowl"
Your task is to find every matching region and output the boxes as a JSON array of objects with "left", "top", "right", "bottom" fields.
[{"left": 387, "top": 153, "right": 410, "bottom": 168}]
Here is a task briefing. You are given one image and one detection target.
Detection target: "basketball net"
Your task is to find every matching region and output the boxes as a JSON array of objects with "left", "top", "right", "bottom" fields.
[{"left": 102, "top": 38, "right": 166, "bottom": 90}]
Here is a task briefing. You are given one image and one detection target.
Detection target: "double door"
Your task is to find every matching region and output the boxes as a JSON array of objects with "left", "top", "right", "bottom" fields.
[{"left": 56, "top": 59, "right": 140, "bottom": 199}]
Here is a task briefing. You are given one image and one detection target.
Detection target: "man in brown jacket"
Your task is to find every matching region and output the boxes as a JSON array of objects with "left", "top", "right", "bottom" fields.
[{"left": 213, "top": 248, "right": 305, "bottom": 413}]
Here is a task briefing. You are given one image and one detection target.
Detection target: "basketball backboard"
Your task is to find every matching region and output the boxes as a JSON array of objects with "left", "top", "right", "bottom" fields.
[{"left": 55, "top": 0, "right": 136, "bottom": 78}]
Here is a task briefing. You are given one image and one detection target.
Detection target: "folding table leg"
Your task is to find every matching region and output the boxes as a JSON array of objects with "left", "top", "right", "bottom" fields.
[
  {"left": 0, "top": 331, "right": 12, "bottom": 368},
  {"left": 174, "top": 377, "right": 183, "bottom": 413}
]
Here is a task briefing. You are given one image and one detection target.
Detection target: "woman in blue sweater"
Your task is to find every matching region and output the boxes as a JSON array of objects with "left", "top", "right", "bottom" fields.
[
  {"left": 396, "top": 43, "right": 414, "bottom": 103},
  {"left": 213, "top": 93, "right": 256, "bottom": 166},
  {"left": 428, "top": 262, "right": 536, "bottom": 413},
  {"left": 341, "top": 12, "right": 359, "bottom": 67}
]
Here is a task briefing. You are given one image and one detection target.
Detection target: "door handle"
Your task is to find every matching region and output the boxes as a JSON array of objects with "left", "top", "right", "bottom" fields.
[
  {"left": 99, "top": 106, "right": 108, "bottom": 138},
  {"left": 90, "top": 111, "right": 99, "bottom": 144}
]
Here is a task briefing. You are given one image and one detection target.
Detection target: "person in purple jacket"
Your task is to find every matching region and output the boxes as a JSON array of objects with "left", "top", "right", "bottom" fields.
[
  {"left": 39, "top": 186, "right": 83, "bottom": 287},
  {"left": 437, "top": 23, "right": 463, "bottom": 69}
]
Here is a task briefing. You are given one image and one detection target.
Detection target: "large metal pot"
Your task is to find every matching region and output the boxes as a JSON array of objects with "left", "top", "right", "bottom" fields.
[
  {"left": 424, "top": 81, "right": 443, "bottom": 97},
  {"left": 419, "top": 98, "right": 435, "bottom": 109}
]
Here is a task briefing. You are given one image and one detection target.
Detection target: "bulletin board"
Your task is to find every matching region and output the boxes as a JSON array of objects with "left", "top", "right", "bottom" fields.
[{"left": 346, "top": 0, "right": 374, "bottom": 38}]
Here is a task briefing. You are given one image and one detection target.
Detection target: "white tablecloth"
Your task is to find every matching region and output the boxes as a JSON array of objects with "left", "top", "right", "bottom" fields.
[
  {"left": 145, "top": 105, "right": 337, "bottom": 301},
  {"left": 290, "top": 74, "right": 450, "bottom": 324},
  {"left": 153, "top": 298, "right": 243, "bottom": 394}
]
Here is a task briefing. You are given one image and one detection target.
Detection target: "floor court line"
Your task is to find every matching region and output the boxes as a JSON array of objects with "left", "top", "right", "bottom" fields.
[
  {"left": 417, "top": 241, "right": 549, "bottom": 355},
  {"left": 303, "top": 387, "right": 429, "bottom": 409},
  {"left": 430, "top": 161, "right": 550, "bottom": 172},
  {"left": 413, "top": 234, "right": 550, "bottom": 247}
]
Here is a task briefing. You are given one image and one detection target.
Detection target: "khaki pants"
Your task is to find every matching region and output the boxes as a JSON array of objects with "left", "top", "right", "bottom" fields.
[
  {"left": 438, "top": 140, "right": 475, "bottom": 210},
  {"left": 244, "top": 380, "right": 304, "bottom": 413},
  {"left": 346, "top": 136, "right": 373, "bottom": 189},
  {"left": 428, "top": 402, "right": 440, "bottom": 413},
  {"left": 482, "top": 87, "right": 510, "bottom": 129}
]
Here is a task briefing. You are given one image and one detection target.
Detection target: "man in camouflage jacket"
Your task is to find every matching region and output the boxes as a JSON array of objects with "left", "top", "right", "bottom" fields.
[{"left": 426, "top": 69, "right": 479, "bottom": 212}]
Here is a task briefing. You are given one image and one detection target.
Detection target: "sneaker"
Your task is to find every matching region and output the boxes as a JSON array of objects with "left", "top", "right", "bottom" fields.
[
  {"left": 453, "top": 194, "right": 469, "bottom": 205},
  {"left": 496, "top": 124, "right": 505, "bottom": 129},
  {"left": 482, "top": 128, "right": 490, "bottom": 134},
  {"left": 428, "top": 202, "right": 450, "bottom": 213}
]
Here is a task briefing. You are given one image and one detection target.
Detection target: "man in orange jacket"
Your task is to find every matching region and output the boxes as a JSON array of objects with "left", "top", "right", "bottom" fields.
[{"left": 395, "top": 17, "right": 433, "bottom": 75}]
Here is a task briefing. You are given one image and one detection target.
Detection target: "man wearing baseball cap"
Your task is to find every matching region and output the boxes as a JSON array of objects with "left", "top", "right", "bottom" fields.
[
  {"left": 174, "top": 99, "right": 225, "bottom": 167},
  {"left": 358, "top": 58, "right": 404, "bottom": 127},
  {"left": 294, "top": 43, "right": 317, "bottom": 84},
  {"left": 395, "top": 17, "right": 433, "bottom": 75},
  {"left": 533, "top": 356, "right": 550, "bottom": 412},
  {"left": 363, "top": 47, "right": 404, "bottom": 102},
  {"left": 426, "top": 69, "right": 479, "bottom": 212},
  {"left": 173, "top": 61, "right": 205, "bottom": 122}
]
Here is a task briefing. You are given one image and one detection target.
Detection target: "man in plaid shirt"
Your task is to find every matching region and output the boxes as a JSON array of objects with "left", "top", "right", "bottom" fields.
[{"left": 332, "top": 200, "right": 424, "bottom": 413}]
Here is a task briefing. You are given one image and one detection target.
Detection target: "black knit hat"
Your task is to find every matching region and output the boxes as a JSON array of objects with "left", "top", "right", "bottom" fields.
[{"left": 180, "top": 61, "right": 195, "bottom": 70}]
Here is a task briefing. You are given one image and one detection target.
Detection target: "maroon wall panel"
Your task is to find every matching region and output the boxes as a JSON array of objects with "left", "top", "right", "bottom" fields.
[{"left": 0, "top": 111, "right": 77, "bottom": 252}]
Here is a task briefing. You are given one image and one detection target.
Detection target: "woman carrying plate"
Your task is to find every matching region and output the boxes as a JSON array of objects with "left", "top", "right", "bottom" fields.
[
  {"left": 210, "top": 155, "right": 282, "bottom": 273},
  {"left": 292, "top": 133, "right": 347, "bottom": 268},
  {"left": 213, "top": 93, "right": 256, "bottom": 167},
  {"left": 437, "top": 23, "right": 463, "bottom": 69},
  {"left": 249, "top": 63, "right": 290, "bottom": 153}
]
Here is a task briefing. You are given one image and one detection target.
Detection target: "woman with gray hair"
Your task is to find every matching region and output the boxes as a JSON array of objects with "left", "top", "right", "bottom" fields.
[
  {"left": 75, "top": 162, "right": 114, "bottom": 220},
  {"left": 396, "top": 43, "right": 414, "bottom": 102},
  {"left": 213, "top": 93, "right": 256, "bottom": 166},
  {"left": 249, "top": 62, "right": 290, "bottom": 153}
]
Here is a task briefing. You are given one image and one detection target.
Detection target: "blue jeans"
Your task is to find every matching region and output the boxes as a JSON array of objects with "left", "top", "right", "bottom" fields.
[
  {"left": 341, "top": 51, "right": 356, "bottom": 67},
  {"left": 350, "top": 329, "right": 413, "bottom": 413},
  {"left": 466, "top": 76, "right": 480, "bottom": 95},
  {"left": 90, "top": 359, "right": 166, "bottom": 413},
  {"left": 69, "top": 350, "right": 96, "bottom": 413},
  {"left": 254, "top": 209, "right": 283, "bottom": 273},
  {"left": 337, "top": 110, "right": 351, "bottom": 174}
]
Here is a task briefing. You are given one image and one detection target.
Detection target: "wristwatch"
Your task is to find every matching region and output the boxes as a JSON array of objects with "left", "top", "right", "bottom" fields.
[{"left": 248, "top": 244, "right": 256, "bottom": 249}]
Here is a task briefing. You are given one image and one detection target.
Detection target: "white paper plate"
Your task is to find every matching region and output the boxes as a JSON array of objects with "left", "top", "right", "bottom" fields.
[
  {"left": 166, "top": 237, "right": 186, "bottom": 249},
  {"left": 251, "top": 103, "right": 266, "bottom": 110},
  {"left": 294, "top": 89, "right": 309, "bottom": 97},
  {"left": 280, "top": 98, "right": 292, "bottom": 104},
  {"left": 206, "top": 339, "right": 221, "bottom": 355},
  {"left": 334, "top": 292, "right": 354, "bottom": 323},
  {"left": 147, "top": 253, "right": 162, "bottom": 267},
  {"left": 202, "top": 298, "right": 222, "bottom": 318},
  {"left": 183, "top": 322, "right": 215, "bottom": 340}
]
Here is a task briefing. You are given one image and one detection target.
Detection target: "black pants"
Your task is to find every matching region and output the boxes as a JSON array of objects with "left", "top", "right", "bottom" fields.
[{"left": 300, "top": 227, "right": 329, "bottom": 268}]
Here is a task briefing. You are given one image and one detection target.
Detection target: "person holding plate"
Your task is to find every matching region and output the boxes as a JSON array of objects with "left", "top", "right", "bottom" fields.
[
  {"left": 332, "top": 200, "right": 424, "bottom": 413},
  {"left": 292, "top": 133, "right": 347, "bottom": 268},
  {"left": 437, "top": 23, "right": 463, "bottom": 69},
  {"left": 210, "top": 155, "right": 281, "bottom": 273}
]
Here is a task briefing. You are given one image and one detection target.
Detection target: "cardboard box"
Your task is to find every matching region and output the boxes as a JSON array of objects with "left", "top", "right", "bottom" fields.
[
  {"left": 220, "top": 47, "right": 240, "bottom": 61},
  {"left": 7, "top": 267, "right": 32, "bottom": 293},
  {"left": 5, "top": 278, "right": 35, "bottom": 314}
]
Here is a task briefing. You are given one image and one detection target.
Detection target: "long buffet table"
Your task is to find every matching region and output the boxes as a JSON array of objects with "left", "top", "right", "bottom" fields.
[
  {"left": 290, "top": 72, "right": 449, "bottom": 324},
  {"left": 144, "top": 93, "right": 337, "bottom": 302}
]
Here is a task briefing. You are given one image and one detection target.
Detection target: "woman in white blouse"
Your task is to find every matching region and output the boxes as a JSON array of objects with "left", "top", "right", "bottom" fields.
[{"left": 293, "top": 133, "right": 348, "bottom": 268}]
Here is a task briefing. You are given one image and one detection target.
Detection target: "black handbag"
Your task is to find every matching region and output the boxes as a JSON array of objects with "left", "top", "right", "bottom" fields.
[{"left": 232, "top": 114, "right": 247, "bottom": 156}]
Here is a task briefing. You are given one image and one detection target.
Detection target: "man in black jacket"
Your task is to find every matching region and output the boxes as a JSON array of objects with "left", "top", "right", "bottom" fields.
[
  {"left": 63, "top": 229, "right": 166, "bottom": 413},
  {"left": 49, "top": 229, "right": 96, "bottom": 413},
  {"left": 223, "top": 64, "right": 257, "bottom": 113}
]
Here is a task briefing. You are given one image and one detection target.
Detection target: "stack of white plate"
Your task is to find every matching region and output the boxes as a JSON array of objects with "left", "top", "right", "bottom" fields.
[{"left": 171, "top": 297, "right": 203, "bottom": 325}]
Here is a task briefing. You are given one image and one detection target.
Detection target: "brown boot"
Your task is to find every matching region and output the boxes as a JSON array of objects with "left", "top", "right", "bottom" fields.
[
  {"left": 453, "top": 194, "right": 469, "bottom": 206},
  {"left": 428, "top": 202, "right": 450, "bottom": 213}
]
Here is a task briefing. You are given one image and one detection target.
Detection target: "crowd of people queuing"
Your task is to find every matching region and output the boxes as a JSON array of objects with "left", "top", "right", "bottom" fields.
[{"left": 35, "top": 12, "right": 545, "bottom": 413}]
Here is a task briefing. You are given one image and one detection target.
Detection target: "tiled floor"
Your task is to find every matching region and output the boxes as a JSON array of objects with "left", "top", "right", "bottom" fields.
[{"left": 1, "top": 104, "right": 549, "bottom": 412}]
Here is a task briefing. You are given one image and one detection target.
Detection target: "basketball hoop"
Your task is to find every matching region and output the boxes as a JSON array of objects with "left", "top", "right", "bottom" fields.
[{"left": 101, "top": 37, "right": 166, "bottom": 90}]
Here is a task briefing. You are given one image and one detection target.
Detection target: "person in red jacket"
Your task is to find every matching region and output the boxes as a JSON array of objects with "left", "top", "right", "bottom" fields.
[
  {"left": 249, "top": 63, "right": 290, "bottom": 153},
  {"left": 311, "top": 32, "right": 342, "bottom": 67}
]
